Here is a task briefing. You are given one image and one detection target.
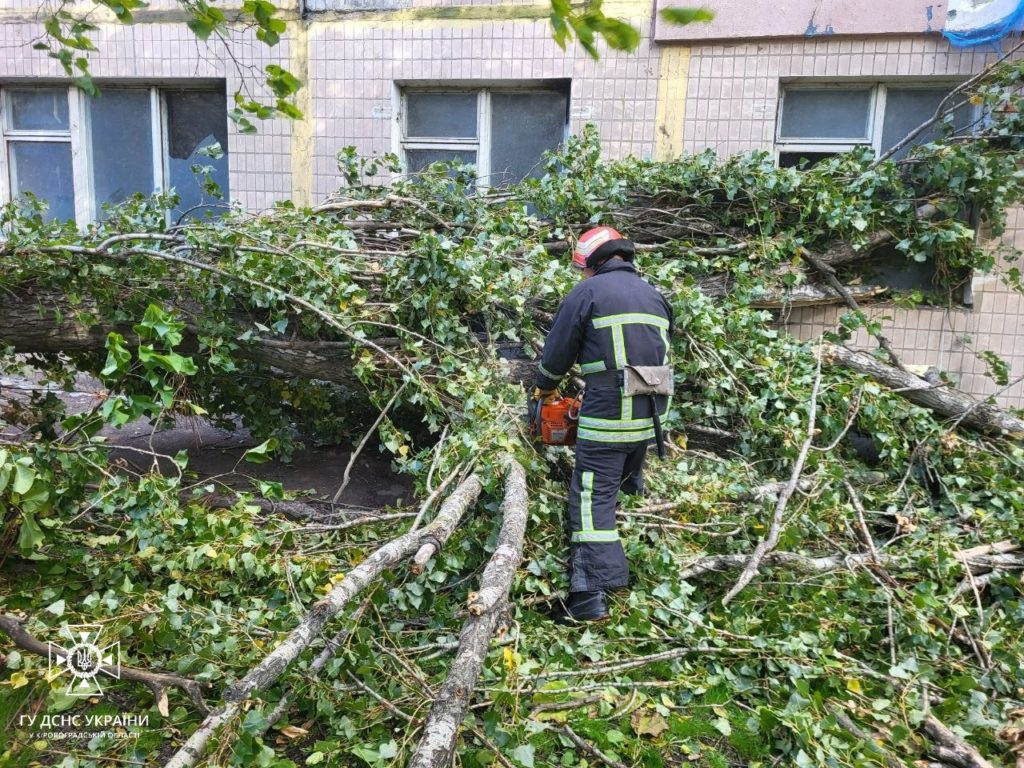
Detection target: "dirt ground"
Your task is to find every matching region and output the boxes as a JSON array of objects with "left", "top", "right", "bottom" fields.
[{"left": 0, "top": 373, "right": 415, "bottom": 508}]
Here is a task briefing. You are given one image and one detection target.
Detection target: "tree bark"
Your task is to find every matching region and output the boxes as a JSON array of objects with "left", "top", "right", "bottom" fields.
[
  {"left": 922, "top": 714, "right": 995, "bottom": 768},
  {"left": 163, "top": 474, "right": 480, "bottom": 768},
  {"left": 825, "top": 343, "right": 1024, "bottom": 436},
  {"left": 408, "top": 456, "right": 528, "bottom": 768}
]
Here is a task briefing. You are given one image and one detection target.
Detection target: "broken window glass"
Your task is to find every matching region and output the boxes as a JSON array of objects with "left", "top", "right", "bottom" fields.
[{"left": 165, "top": 90, "right": 230, "bottom": 221}]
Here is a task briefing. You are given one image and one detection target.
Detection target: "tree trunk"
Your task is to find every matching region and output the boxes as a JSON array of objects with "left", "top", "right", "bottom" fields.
[
  {"left": 6, "top": 296, "right": 1022, "bottom": 438},
  {"left": 824, "top": 343, "right": 1024, "bottom": 435}
]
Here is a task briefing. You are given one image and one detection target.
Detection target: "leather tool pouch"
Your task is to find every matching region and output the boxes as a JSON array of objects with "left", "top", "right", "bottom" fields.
[{"left": 622, "top": 365, "right": 674, "bottom": 397}]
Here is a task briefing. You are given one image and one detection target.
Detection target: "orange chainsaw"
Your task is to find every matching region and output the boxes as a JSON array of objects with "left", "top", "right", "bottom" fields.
[{"left": 530, "top": 393, "right": 582, "bottom": 446}]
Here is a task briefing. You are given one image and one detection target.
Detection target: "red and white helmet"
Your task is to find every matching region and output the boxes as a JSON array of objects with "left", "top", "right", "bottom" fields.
[{"left": 572, "top": 226, "right": 635, "bottom": 270}]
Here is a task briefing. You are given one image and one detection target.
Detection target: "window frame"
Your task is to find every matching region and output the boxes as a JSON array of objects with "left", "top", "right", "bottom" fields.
[
  {"left": 775, "top": 80, "right": 973, "bottom": 164},
  {"left": 397, "top": 82, "right": 570, "bottom": 187},
  {"left": 0, "top": 83, "right": 225, "bottom": 223}
]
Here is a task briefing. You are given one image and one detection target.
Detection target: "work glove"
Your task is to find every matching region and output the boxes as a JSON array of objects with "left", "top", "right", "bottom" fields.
[
  {"left": 532, "top": 387, "right": 560, "bottom": 404},
  {"left": 527, "top": 387, "right": 559, "bottom": 435}
]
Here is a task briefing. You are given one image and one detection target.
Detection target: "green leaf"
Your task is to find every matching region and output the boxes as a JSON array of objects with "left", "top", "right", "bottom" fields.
[
  {"left": 595, "top": 18, "right": 640, "bottom": 51},
  {"left": 510, "top": 744, "right": 535, "bottom": 768},
  {"left": 18, "top": 512, "right": 46, "bottom": 553},
  {"left": 13, "top": 462, "right": 36, "bottom": 495},
  {"left": 243, "top": 437, "right": 279, "bottom": 464},
  {"left": 658, "top": 7, "right": 715, "bottom": 25},
  {"left": 102, "top": 332, "right": 132, "bottom": 377},
  {"left": 46, "top": 599, "right": 65, "bottom": 617},
  {"left": 265, "top": 64, "right": 302, "bottom": 98},
  {"left": 713, "top": 716, "right": 732, "bottom": 736}
]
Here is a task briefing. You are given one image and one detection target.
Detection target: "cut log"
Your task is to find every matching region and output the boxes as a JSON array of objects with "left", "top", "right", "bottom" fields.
[
  {"left": 825, "top": 343, "right": 1024, "bottom": 436},
  {"left": 408, "top": 455, "right": 528, "bottom": 768},
  {"left": 163, "top": 473, "right": 480, "bottom": 768}
]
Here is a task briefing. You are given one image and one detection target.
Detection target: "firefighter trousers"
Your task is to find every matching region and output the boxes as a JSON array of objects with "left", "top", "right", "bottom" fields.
[{"left": 566, "top": 438, "right": 648, "bottom": 593}]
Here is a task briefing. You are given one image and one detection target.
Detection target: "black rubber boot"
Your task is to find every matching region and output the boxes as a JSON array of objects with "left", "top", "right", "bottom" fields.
[{"left": 548, "top": 590, "right": 610, "bottom": 624}]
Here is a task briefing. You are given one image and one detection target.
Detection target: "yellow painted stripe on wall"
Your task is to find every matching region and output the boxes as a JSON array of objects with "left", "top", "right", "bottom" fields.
[
  {"left": 289, "top": 19, "right": 314, "bottom": 207},
  {"left": 654, "top": 45, "right": 689, "bottom": 161}
]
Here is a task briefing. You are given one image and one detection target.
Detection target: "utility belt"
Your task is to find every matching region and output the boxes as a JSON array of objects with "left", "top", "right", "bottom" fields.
[
  {"left": 582, "top": 365, "right": 673, "bottom": 457},
  {"left": 583, "top": 365, "right": 674, "bottom": 397}
]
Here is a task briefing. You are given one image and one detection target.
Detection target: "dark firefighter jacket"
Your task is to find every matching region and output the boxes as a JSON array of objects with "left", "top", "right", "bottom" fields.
[{"left": 534, "top": 259, "right": 675, "bottom": 443}]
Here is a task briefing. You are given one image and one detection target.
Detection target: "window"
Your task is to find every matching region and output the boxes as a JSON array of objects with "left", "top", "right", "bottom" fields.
[
  {"left": 0, "top": 84, "right": 229, "bottom": 223},
  {"left": 776, "top": 82, "right": 978, "bottom": 301},
  {"left": 776, "top": 82, "right": 975, "bottom": 168},
  {"left": 399, "top": 83, "right": 570, "bottom": 186}
]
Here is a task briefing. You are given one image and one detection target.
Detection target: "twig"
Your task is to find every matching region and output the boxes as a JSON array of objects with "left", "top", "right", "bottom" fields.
[
  {"left": 286, "top": 511, "right": 417, "bottom": 534},
  {"left": 409, "top": 461, "right": 467, "bottom": 533},
  {"left": 332, "top": 381, "right": 408, "bottom": 503},
  {"left": 560, "top": 725, "right": 630, "bottom": 768},
  {"left": 828, "top": 706, "right": 903, "bottom": 768},
  {"left": 528, "top": 646, "right": 753, "bottom": 680},
  {"left": 922, "top": 714, "right": 996, "bottom": 768},
  {"left": 346, "top": 671, "right": 416, "bottom": 722},
  {"left": 721, "top": 343, "right": 824, "bottom": 605}
]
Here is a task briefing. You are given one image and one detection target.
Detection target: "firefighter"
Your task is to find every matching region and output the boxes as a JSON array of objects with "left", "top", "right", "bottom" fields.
[{"left": 530, "top": 226, "right": 674, "bottom": 622}]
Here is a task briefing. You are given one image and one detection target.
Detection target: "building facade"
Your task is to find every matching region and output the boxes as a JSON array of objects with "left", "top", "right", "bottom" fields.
[{"left": 1, "top": 0, "right": 1021, "bottom": 407}]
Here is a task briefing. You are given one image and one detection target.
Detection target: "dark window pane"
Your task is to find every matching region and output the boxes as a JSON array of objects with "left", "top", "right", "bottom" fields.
[
  {"left": 406, "top": 148, "right": 476, "bottom": 173},
  {"left": 9, "top": 141, "right": 75, "bottom": 221},
  {"left": 89, "top": 90, "right": 155, "bottom": 212},
  {"left": 779, "top": 88, "right": 872, "bottom": 140},
  {"left": 881, "top": 88, "right": 974, "bottom": 160},
  {"left": 9, "top": 89, "right": 69, "bottom": 131},
  {"left": 165, "top": 90, "right": 230, "bottom": 221},
  {"left": 406, "top": 93, "right": 477, "bottom": 138},
  {"left": 489, "top": 92, "right": 567, "bottom": 185},
  {"left": 778, "top": 151, "right": 838, "bottom": 169}
]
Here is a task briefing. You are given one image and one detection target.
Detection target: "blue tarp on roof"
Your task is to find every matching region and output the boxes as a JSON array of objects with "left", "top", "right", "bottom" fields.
[{"left": 944, "top": 0, "right": 1024, "bottom": 47}]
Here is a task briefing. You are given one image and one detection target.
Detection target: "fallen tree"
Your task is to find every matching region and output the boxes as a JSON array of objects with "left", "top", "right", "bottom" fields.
[{"left": 2, "top": 55, "right": 1024, "bottom": 768}]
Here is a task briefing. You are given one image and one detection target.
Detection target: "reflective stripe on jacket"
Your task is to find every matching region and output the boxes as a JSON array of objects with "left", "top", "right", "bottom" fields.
[{"left": 534, "top": 259, "right": 674, "bottom": 443}]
